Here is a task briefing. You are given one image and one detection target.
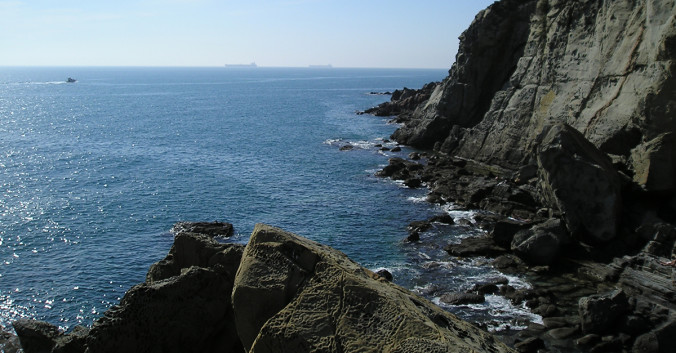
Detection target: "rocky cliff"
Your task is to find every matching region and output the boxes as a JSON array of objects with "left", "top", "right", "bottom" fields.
[
  {"left": 10, "top": 223, "right": 516, "bottom": 353},
  {"left": 364, "top": 0, "right": 676, "bottom": 351},
  {"left": 393, "top": 0, "right": 675, "bottom": 189},
  {"left": 373, "top": 0, "right": 676, "bottom": 244}
]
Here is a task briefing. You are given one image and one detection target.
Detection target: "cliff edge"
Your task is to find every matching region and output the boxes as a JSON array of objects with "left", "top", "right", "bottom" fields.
[{"left": 393, "top": 0, "right": 675, "bottom": 189}]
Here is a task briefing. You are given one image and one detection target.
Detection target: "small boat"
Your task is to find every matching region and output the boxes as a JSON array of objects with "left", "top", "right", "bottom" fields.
[{"left": 66, "top": 77, "right": 77, "bottom": 83}]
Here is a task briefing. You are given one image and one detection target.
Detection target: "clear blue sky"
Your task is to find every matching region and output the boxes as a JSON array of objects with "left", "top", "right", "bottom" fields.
[{"left": 0, "top": 0, "right": 496, "bottom": 68}]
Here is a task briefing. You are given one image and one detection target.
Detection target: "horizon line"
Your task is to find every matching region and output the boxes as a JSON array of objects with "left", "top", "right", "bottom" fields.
[{"left": 0, "top": 64, "right": 450, "bottom": 70}]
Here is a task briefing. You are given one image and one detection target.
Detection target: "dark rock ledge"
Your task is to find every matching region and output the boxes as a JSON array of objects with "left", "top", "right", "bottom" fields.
[
  {"left": 7, "top": 222, "right": 516, "bottom": 353},
  {"left": 359, "top": 0, "right": 676, "bottom": 351}
]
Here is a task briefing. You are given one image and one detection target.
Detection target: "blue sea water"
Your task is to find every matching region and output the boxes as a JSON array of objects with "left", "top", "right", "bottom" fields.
[{"left": 0, "top": 67, "right": 538, "bottom": 332}]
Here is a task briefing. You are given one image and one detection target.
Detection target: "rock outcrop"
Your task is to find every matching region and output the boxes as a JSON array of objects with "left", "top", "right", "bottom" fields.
[
  {"left": 364, "top": 0, "right": 676, "bottom": 352},
  {"left": 391, "top": 0, "right": 676, "bottom": 185},
  {"left": 376, "top": 0, "right": 676, "bottom": 232},
  {"left": 232, "top": 224, "right": 514, "bottom": 353},
  {"left": 12, "top": 223, "right": 515, "bottom": 353}
]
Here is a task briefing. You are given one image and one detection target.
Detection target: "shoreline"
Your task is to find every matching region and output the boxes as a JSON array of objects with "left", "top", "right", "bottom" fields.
[
  {"left": 362, "top": 110, "right": 676, "bottom": 352},
  {"left": 355, "top": 0, "right": 676, "bottom": 350}
]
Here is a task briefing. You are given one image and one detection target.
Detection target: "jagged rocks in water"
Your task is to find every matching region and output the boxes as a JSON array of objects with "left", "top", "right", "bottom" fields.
[
  {"left": 375, "top": 157, "right": 422, "bottom": 180},
  {"left": 375, "top": 268, "right": 394, "bottom": 282},
  {"left": 362, "top": 83, "right": 439, "bottom": 117},
  {"left": 13, "top": 223, "right": 516, "bottom": 353},
  {"left": 85, "top": 232, "right": 245, "bottom": 353},
  {"left": 11, "top": 320, "right": 61, "bottom": 353},
  {"left": 231, "top": 224, "right": 515, "bottom": 353},
  {"left": 0, "top": 325, "right": 21, "bottom": 353},
  {"left": 170, "top": 221, "right": 234, "bottom": 237},
  {"left": 445, "top": 236, "right": 508, "bottom": 258},
  {"left": 439, "top": 292, "right": 485, "bottom": 305}
]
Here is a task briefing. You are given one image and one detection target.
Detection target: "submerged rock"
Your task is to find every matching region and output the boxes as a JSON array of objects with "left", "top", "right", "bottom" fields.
[
  {"left": 439, "top": 292, "right": 485, "bottom": 305},
  {"left": 170, "top": 221, "right": 234, "bottom": 237}
]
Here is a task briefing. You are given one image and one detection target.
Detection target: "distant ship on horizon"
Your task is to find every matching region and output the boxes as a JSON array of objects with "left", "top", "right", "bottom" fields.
[
  {"left": 225, "top": 62, "right": 257, "bottom": 68},
  {"left": 308, "top": 64, "right": 333, "bottom": 68}
]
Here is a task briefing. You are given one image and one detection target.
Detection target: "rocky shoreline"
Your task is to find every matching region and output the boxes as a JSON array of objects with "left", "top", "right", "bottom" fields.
[
  {"left": 371, "top": 149, "right": 675, "bottom": 352},
  {"left": 358, "top": 0, "right": 676, "bottom": 351},
  {"left": 4, "top": 222, "right": 517, "bottom": 353},
  {"left": 3, "top": 1, "right": 675, "bottom": 352}
]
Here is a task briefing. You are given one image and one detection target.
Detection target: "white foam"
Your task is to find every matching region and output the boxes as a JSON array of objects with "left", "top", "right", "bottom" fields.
[
  {"left": 323, "top": 138, "right": 342, "bottom": 145},
  {"left": 407, "top": 195, "right": 428, "bottom": 203},
  {"left": 442, "top": 204, "right": 479, "bottom": 224}
]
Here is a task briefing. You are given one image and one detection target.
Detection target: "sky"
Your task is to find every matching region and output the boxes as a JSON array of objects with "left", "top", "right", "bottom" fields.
[{"left": 0, "top": 0, "right": 496, "bottom": 68}]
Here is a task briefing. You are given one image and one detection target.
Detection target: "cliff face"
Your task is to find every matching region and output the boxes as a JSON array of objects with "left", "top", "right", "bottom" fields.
[{"left": 394, "top": 0, "right": 676, "bottom": 192}]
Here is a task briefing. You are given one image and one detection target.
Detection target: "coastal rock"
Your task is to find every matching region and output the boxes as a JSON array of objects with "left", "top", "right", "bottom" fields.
[
  {"left": 514, "top": 337, "right": 544, "bottom": 353},
  {"left": 445, "top": 236, "right": 508, "bottom": 258},
  {"left": 630, "top": 133, "right": 676, "bottom": 192},
  {"left": 231, "top": 224, "right": 515, "bottom": 353},
  {"left": 11, "top": 320, "right": 61, "bottom": 353},
  {"left": 363, "top": 83, "right": 438, "bottom": 118},
  {"left": 510, "top": 218, "right": 569, "bottom": 265},
  {"left": 85, "top": 232, "right": 245, "bottom": 353},
  {"left": 0, "top": 325, "right": 20, "bottom": 353},
  {"left": 536, "top": 123, "right": 621, "bottom": 244},
  {"left": 146, "top": 231, "right": 243, "bottom": 283},
  {"left": 632, "top": 317, "right": 676, "bottom": 353},
  {"left": 439, "top": 292, "right": 485, "bottom": 305},
  {"left": 491, "top": 219, "right": 532, "bottom": 248},
  {"left": 384, "top": 0, "right": 676, "bottom": 184},
  {"left": 170, "top": 221, "right": 234, "bottom": 237},
  {"left": 361, "top": 0, "right": 676, "bottom": 351},
  {"left": 375, "top": 157, "right": 423, "bottom": 181},
  {"left": 429, "top": 213, "right": 455, "bottom": 225},
  {"left": 375, "top": 268, "right": 393, "bottom": 282},
  {"left": 578, "top": 290, "right": 628, "bottom": 334}
]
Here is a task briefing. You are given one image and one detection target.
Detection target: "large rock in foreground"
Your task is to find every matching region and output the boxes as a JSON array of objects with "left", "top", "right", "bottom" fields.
[
  {"left": 232, "top": 224, "right": 514, "bottom": 353},
  {"left": 13, "top": 223, "right": 515, "bottom": 353}
]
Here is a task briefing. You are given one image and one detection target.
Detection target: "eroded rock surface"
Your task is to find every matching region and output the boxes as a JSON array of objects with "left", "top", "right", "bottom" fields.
[
  {"left": 232, "top": 224, "right": 515, "bottom": 353},
  {"left": 13, "top": 224, "right": 516, "bottom": 353}
]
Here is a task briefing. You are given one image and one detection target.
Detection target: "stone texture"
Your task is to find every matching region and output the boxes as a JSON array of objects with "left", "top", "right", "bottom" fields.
[
  {"left": 12, "top": 320, "right": 61, "bottom": 353},
  {"left": 232, "top": 224, "right": 515, "bottom": 353},
  {"left": 511, "top": 218, "right": 569, "bottom": 265},
  {"left": 85, "top": 233, "right": 245, "bottom": 353},
  {"left": 170, "top": 221, "right": 234, "bottom": 237},
  {"left": 578, "top": 290, "right": 628, "bottom": 334},
  {"left": 536, "top": 123, "right": 621, "bottom": 243},
  {"left": 439, "top": 292, "right": 486, "bottom": 305},
  {"left": 630, "top": 132, "right": 676, "bottom": 191},
  {"left": 387, "top": 0, "right": 676, "bottom": 194}
]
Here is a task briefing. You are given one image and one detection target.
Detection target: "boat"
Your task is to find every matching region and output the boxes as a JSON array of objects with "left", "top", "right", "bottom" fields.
[
  {"left": 66, "top": 77, "right": 77, "bottom": 83},
  {"left": 225, "top": 62, "right": 257, "bottom": 68}
]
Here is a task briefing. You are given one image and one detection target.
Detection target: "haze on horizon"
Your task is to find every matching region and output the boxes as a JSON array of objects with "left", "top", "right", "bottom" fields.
[{"left": 0, "top": 0, "right": 495, "bottom": 69}]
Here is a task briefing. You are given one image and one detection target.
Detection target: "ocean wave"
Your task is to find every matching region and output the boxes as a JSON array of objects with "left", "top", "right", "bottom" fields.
[
  {"left": 324, "top": 137, "right": 402, "bottom": 152},
  {"left": 406, "top": 195, "right": 428, "bottom": 203}
]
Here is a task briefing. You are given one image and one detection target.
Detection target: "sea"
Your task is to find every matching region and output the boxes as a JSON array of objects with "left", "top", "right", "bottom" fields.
[{"left": 0, "top": 67, "right": 539, "bottom": 333}]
